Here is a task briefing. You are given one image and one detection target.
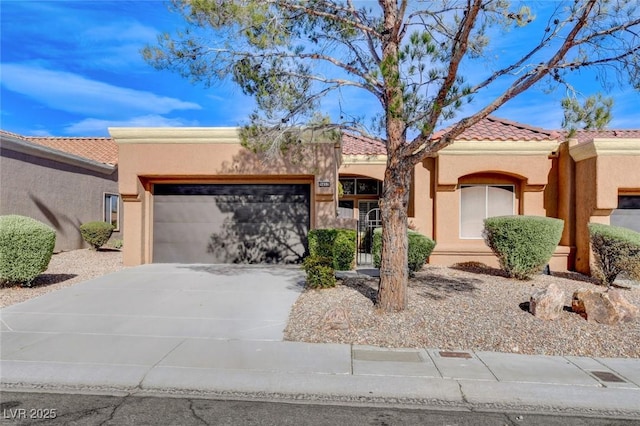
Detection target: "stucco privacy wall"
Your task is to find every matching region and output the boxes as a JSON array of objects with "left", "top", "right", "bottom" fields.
[
  {"left": 570, "top": 138, "right": 640, "bottom": 273},
  {"left": 110, "top": 127, "right": 340, "bottom": 266},
  {"left": 0, "top": 135, "right": 120, "bottom": 252},
  {"left": 429, "top": 139, "right": 572, "bottom": 270}
]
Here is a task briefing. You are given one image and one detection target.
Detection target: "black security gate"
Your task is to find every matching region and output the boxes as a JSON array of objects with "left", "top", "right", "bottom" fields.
[{"left": 356, "top": 208, "right": 381, "bottom": 266}]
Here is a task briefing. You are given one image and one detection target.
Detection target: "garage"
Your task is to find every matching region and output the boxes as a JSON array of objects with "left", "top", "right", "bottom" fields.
[
  {"left": 153, "top": 183, "right": 310, "bottom": 264},
  {"left": 611, "top": 195, "right": 640, "bottom": 233}
]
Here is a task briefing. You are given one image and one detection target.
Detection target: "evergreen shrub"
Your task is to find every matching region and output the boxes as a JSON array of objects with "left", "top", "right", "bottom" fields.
[
  {"left": 0, "top": 215, "right": 56, "bottom": 286},
  {"left": 308, "top": 228, "right": 356, "bottom": 271},
  {"left": 588, "top": 223, "right": 640, "bottom": 286},
  {"left": 80, "top": 221, "right": 114, "bottom": 250},
  {"left": 302, "top": 255, "right": 336, "bottom": 288},
  {"left": 483, "top": 215, "right": 564, "bottom": 279},
  {"left": 372, "top": 228, "right": 436, "bottom": 274}
]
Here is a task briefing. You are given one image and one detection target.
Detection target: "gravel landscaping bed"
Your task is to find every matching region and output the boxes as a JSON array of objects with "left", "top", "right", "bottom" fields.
[
  {"left": 0, "top": 249, "right": 124, "bottom": 308},
  {"left": 284, "top": 264, "right": 640, "bottom": 358}
]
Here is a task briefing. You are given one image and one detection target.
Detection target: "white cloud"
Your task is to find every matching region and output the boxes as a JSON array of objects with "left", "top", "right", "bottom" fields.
[
  {"left": 65, "top": 115, "right": 200, "bottom": 134},
  {"left": 1, "top": 63, "right": 201, "bottom": 118}
]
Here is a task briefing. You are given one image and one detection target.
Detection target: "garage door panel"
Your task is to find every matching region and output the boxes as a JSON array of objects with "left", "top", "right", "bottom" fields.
[
  {"left": 153, "top": 184, "right": 310, "bottom": 264},
  {"left": 611, "top": 195, "right": 640, "bottom": 233},
  {"left": 153, "top": 223, "right": 225, "bottom": 244},
  {"left": 611, "top": 210, "right": 640, "bottom": 233},
  {"left": 154, "top": 201, "right": 228, "bottom": 223}
]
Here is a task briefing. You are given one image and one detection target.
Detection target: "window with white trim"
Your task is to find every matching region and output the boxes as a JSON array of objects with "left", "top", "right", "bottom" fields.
[
  {"left": 460, "top": 185, "right": 515, "bottom": 238},
  {"left": 104, "top": 193, "right": 120, "bottom": 231}
]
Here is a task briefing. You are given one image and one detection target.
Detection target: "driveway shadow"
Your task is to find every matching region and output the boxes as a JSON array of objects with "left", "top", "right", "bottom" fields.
[{"left": 1, "top": 274, "right": 78, "bottom": 289}]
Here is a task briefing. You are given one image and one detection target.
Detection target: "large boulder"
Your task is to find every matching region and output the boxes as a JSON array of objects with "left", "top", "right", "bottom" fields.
[
  {"left": 529, "top": 283, "right": 565, "bottom": 320},
  {"left": 572, "top": 288, "right": 639, "bottom": 325}
]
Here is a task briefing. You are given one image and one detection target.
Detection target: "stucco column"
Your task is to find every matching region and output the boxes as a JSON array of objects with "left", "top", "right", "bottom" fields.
[{"left": 557, "top": 140, "right": 576, "bottom": 246}]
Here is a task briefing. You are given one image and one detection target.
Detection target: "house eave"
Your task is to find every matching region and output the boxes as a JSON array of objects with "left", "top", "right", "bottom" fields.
[
  {"left": 439, "top": 140, "right": 560, "bottom": 156},
  {"left": 570, "top": 138, "right": 640, "bottom": 162},
  {"left": 1, "top": 134, "right": 116, "bottom": 174}
]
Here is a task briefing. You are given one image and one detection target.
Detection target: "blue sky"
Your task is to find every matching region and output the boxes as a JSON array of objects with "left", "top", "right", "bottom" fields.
[{"left": 1, "top": 0, "right": 638, "bottom": 137}]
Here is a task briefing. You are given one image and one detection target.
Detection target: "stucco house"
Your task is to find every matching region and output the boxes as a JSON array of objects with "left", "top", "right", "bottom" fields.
[
  {"left": 0, "top": 130, "right": 121, "bottom": 252},
  {"left": 109, "top": 117, "right": 640, "bottom": 275},
  {"left": 2, "top": 117, "right": 637, "bottom": 272}
]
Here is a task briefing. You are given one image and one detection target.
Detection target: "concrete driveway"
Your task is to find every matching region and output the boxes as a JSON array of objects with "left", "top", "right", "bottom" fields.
[{"left": 0, "top": 264, "right": 305, "bottom": 341}]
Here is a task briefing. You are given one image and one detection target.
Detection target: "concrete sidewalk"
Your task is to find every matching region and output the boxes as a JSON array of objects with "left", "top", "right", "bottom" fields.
[
  {"left": 1, "top": 265, "right": 639, "bottom": 416},
  {"left": 2, "top": 338, "right": 639, "bottom": 416}
]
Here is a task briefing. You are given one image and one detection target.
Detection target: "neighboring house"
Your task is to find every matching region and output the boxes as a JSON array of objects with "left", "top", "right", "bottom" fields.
[
  {"left": 0, "top": 130, "right": 121, "bottom": 252},
  {"left": 109, "top": 118, "right": 640, "bottom": 275}
]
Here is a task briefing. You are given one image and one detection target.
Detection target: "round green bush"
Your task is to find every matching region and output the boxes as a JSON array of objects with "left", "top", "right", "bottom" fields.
[
  {"left": 0, "top": 215, "right": 56, "bottom": 285},
  {"left": 588, "top": 223, "right": 640, "bottom": 286},
  {"left": 407, "top": 231, "right": 436, "bottom": 272},
  {"left": 80, "top": 221, "right": 114, "bottom": 249},
  {"left": 483, "top": 216, "right": 564, "bottom": 279},
  {"left": 372, "top": 228, "right": 436, "bottom": 273},
  {"left": 333, "top": 230, "right": 356, "bottom": 271}
]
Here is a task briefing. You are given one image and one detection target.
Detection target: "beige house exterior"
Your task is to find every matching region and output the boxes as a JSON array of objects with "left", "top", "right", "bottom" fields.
[
  {"left": 110, "top": 117, "right": 640, "bottom": 274},
  {"left": 0, "top": 131, "right": 121, "bottom": 252}
]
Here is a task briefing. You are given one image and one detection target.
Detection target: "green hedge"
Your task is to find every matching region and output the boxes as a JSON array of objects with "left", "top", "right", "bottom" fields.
[
  {"left": 308, "top": 228, "right": 356, "bottom": 271},
  {"left": 483, "top": 215, "right": 564, "bottom": 279},
  {"left": 302, "top": 255, "right": 336, "bottom": 288},
  {"left": 589, "top": 223, "right": 640, "bottom": 286},
  {"left": 372, "top": 228, "right": 436, "bottom": 273},
  {"left": 0, "top": 215, "right": 56, "bottom": 286},
  {"left": 80, "top": 221, "right": 114, "bottom": 250}
]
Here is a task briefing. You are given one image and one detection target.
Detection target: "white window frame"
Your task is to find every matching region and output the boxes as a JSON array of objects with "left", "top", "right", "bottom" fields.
[
  {"left": 459, "top": 184, "right": 515, "bottom": 239},
  {"left": 103, "top": 193, "right": 120, "bottom": 232}
]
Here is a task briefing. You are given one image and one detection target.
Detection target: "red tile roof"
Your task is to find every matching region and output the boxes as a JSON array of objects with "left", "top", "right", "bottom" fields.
[
  {"left": 562, "top": 129, "right": 640, "bottom": 144},
  {"left": 341, "top": 132, "right": 387, "bottom": 155},
  {"left": 437, "top": 116, "right": 561, "bottom": 141},
  {"left": 1, "top": 130, "right": 118, "bottom": 165}
]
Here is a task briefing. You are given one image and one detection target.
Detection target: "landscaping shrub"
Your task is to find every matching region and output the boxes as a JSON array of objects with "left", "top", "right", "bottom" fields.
[
  {"left": 407, "top": 231, "right": 437, "bottom": 272},
  {"left": 332, "top": 229, "right": 356, "bottom": 271},
  {"left": 79, "top": 221, "right": 114, "bottom": 250},
  {"left": 483, "top": 216, "right": 564, "bottom": 280},
  {"left": 588, "top": 223, "right": 640, "bottom": 286},
  {"left": 308, "top": 229, "right": 337, "bottom": 258},
  {"left": 0, "top": 215, "right": 56, "bottom": 286},
  {"left": 302, "top": 255, "right": 336, "bottom": 288},
  {"left": 372, "top": 228, "right": 436, "bottom": 274},
  {"left": 308, "top": 228, "right": 356, "bottom": 271}
]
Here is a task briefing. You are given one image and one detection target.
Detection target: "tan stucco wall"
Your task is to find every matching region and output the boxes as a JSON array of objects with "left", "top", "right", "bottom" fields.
[
  {"left": 571, "top": 138, "right": 640, "bottom": 273},
  {"left": 429, "top": 140, "right": 572, "bottom": 270},
  {"left": 111, "top": 127, "right": 340, "bottom": 266},
  {"left": 0, "top": 144, "right": 120, "bottom": 252}
]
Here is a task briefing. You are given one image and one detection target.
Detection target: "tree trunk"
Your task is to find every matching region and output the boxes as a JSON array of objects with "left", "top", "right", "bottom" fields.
[{"left": 377, "top": 158, "right": 412, "bottom": 312}]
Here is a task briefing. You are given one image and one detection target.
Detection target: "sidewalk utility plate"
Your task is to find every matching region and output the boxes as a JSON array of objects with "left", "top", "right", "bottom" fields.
[
  {"left": 590, "top": 371, "right": 626, "bottom": 383},
  {"left": 439, "top": 351, "right": 472, "bottom": 359}
]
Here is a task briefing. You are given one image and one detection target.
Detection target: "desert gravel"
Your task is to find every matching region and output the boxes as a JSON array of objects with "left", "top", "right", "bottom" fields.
[
  {"left": 0, "top": 249, "right": 124, "bottom": 308},
  {"left": 284, "top": 264, "right": 640, "bottom": 358},
  {"left": 2, "top": 251, "right": 638, "bottom": 359}
]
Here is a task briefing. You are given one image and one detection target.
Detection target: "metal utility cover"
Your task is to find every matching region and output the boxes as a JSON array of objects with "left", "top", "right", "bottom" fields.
[{"left": 153, "top": 183, "right": 310, "bottom": 264}]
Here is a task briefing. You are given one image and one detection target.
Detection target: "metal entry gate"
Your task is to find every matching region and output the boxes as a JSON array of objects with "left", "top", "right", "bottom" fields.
[{"left": 356, "top": 208, "right": 381, "bottom": 265}]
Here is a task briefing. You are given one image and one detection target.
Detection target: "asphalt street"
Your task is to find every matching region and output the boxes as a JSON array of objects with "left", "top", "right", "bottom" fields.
[{"left": 1, "top": 391, "right": 639, "bottom": 426}]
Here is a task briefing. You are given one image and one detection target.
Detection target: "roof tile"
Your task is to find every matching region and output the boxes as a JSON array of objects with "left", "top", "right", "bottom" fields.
[
  {"left": 1, "top": 130, "right": 118, "bottom": 165},
  {"left": 341, "top": 133, "right": 387, "bottom": 155}
]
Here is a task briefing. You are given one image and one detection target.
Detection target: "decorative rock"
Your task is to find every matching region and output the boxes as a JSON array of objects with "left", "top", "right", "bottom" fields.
[
  {"left": 529, "top": 283, "right": 565, "bottom": 320},
  {"left": 571, "top": 288, "right": 639, "bottom": 325},
  {"left": 322, "top": 307, "right": 350, "bottom": 330},
  {"left": 608, "top": 289, "right": 640, "bottom": 322}
]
